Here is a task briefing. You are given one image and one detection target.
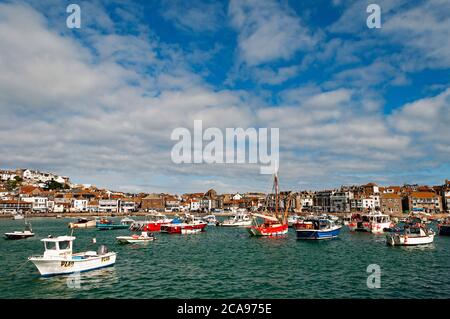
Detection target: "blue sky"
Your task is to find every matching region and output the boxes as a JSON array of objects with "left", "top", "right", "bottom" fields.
[{"left": 0, "top": 0, "right": 449, "bottom": 193}]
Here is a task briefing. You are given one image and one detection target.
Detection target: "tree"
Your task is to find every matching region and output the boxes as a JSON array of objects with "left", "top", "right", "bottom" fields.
[
  {"left": 4, "top": 176, "right": 24, "bottom": 191},
  {"left": 14, "top": 176, "right": 23, "bottom": 183},
  {"left": 44, "top": 179, "right": 67, "bottom": 191}
]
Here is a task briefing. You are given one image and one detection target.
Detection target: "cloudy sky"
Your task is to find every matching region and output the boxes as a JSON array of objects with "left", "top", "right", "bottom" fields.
[{"left": 0, "top": 0, "right": 449, "bottom": 193}]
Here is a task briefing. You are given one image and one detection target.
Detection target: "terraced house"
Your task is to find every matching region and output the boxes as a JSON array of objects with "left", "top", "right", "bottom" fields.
[
  {"left": 407, "top": 192, "right": 443, "bottom": 214},
  {"left": 380, "top": 193, "right": 403, "bottom": 214}
]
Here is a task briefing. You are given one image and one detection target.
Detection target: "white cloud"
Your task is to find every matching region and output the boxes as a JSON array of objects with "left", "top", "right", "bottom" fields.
[
  {"left": 160, "top": 0, "right": 225, "bottom": 32},
  {"left": 251, "top": 65, "right": 300, "bottom": 85},
  {"left": 383, "top": 0, "right": 450, "bottom": 70},
  {"left": 329, "top": 0, "right": 450, "bottom": 70},
  {"left": 228, "top": 0, "right": 317, "bottom": 66},
  {"left": 0, "top": 2, "right": 448, "bottom": 193},
  {"left": 390, "top": 88, "right": 450, "bottom": 136}
]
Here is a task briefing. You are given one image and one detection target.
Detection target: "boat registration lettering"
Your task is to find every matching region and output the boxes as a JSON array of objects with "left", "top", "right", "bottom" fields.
[
  {"left": 61, "top": 261, "right": 74, "bottom": 268},
  {"left": 101, "top": 256, "right": 110, "bottom": 262}
]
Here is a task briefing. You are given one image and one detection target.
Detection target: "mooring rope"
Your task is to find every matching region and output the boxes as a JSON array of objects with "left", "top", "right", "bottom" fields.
[{"left": 10, "top": 259, "right": 30, "bottom": 277}]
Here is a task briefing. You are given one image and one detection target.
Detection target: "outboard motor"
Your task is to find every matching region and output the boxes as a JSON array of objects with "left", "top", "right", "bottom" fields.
[{"left": 97, "top": 245, "right": 108, "bottom": 255}]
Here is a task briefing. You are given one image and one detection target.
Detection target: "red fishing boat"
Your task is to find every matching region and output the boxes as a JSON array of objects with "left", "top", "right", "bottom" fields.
[
  {"left": 130, "top": 213, "right": 173, "bottom": 232},
  {"left": 142, "top": 213, "right": 173, "bottom": 232},
  {"left": 247, "top": 173, "right": 290, "bottom": 237},
  {"left": 160, "top": 214, "right": 207, "bottom": 234}
]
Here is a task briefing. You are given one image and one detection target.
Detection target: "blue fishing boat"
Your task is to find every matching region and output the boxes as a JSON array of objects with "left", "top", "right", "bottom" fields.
[{"left": 294, "top": 218, "right": 341, "bottom": 240}]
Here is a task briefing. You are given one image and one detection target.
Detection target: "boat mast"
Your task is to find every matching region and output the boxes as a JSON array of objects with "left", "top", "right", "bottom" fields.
[{"left": 274, "top": 172, "right": 279, "bottom": 220}]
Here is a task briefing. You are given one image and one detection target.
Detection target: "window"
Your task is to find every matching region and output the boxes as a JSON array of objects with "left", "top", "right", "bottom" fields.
[
  {"left": 59, "top": 241, "right": 70, "bottom": 250},
  {"left": 45, "top": 242, "right": 57, "bottom": 250}
]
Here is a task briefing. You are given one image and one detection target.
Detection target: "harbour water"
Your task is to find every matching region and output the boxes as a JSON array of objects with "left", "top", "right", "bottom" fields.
[{"left": 1, "top": 218, "right": 450, "bottom": 299}]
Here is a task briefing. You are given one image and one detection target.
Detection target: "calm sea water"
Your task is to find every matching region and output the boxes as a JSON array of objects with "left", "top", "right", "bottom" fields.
[{"left": 0, "top": 217, "right": 449, "bottom": 299}]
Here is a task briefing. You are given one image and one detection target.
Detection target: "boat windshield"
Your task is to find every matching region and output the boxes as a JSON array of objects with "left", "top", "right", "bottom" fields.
[
  {"left": 45, "top": 242, "right": 57, "bottom": 250},
  {"left": 319, "top": 220, "right": 331, "bottom": 229},
  {"left": 405, "top": 227, "right": 421, "bottom": 235},
  {"left": 59, "top": 241, "right": 71, "bottom": 250},
  {"left": 376, "top": 216, "right": 387, "bottom": 223}
]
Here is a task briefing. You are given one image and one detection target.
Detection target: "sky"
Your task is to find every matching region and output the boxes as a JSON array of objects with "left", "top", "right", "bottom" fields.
[{"left": 0, "top": 0, "right": 449, "bottom": 193}]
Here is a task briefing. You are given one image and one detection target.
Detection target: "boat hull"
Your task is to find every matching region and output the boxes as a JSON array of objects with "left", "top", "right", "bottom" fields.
[
  {"left": 160, "top": 223, "right": 207, "bottom": 234},
  {"left": 96, "top": 223, "right": 129, "bottom": 230},
  {"left": 220, "top": 221, "right": 252, "bottom": 227},
  {"left": 4, "top": 233, "right": 35, "bottom": 240},
  {"left": 295, "top": 226, "right": 341, "bottom": 240},
  {"left": 386, "top": 234, "right": 434, "bottom": 246},
  {"left": 69, "top": 220, "right": 96, "bottom": 229},
  {"left": 29, "top": 252, "right": 117, "bottom": 277},
  {"left": 116, "top": 237, "right": 154, "bottom": 244},
  {"left": 348, "top": 221, "right": 391, "bottom": 233},
  {"left": 247, "top": 224, "right": 288, "bottom": 236},
  {"left": 142, "top": 222, "right": 167, "bottom": 232}
]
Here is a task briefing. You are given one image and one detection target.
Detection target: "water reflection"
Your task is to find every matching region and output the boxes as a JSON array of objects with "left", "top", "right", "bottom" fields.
[{"left": 37, "top": 267, "right": 119, "bottom": 291}]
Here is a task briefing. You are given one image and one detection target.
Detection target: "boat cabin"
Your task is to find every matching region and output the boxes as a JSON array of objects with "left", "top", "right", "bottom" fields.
[
  {"left": 402, "top": 225, "right": 428, "bottom": 237},
  {"left": 297, "top": 219, "right": 334, "bottom": 230},
  {"left": 230, "top": 213, "right": 250, "bottom": 221},
  {"left": 41, "top": 236, "right": 75, "bottom": 258},
  {"left": 362, "top": 212, "right": 390, "bottom": 224}
]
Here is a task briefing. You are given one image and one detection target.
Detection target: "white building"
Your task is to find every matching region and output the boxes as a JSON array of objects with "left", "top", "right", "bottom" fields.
[
  {"left": 72, "top": 199, "right": 88, "bottom": 212},
  {"left": 0, "top": 170, "right": 18, "bottom": 181},
  {"left": 444, "top": 190, "right": 450, "bottom": 213},
  {"left": 331, "top": 191, "right": 354, "bottom": 212},
  {"left": 232, "top": 193, "right": 242, "bottom": 201},
  {"left": 22, "top": 196, "right": 48, "bottom": 212},
  {"left": 52, "top": 203, "right": 65, "bottom": 213},
  {"left": 0, "top": 188, "right": 10, "bottom": 199},
  {"left": 362, "top": 195, "right": 380, "bottom": 210},
  {"left": 200, "top": 198, "right": 212, "bottom": 211},
  {"left": 119, "top": 200, "right": 136, "bottom": 213},
  {"left": 180, "top": 202, "right": 190, "bottom": 212},
  {"left": 190, "top": 200, "right": 200, "bottom": 211},
  {"left": 22, "top": 169, "right": 68, "bottom": 185},
  {"left": 98, "top": 199, "right": 118, "bottom": 213}
]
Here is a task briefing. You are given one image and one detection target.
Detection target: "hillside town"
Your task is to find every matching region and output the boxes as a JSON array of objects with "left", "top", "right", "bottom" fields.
[{"left": 1, "top": 168, "right": 449, "bottom": 216}]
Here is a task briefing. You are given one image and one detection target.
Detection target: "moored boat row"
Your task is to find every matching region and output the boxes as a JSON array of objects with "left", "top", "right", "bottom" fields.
[{"left": 4, "top": 172, "right": 449, "bottom": 280}]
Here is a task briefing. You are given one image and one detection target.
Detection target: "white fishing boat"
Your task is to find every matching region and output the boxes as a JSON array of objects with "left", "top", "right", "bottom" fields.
[
  {"left": 28, "top": 236, "right": 116, "bottom": 277},
  {"left": 219, "top": 212, "right": 252, "bottom": 227},
  {"left": 12, "top": 213, "right": 24, "bottom": 220},
  {"left": 348, "top": 211, "right": 393, "bottom": 233},
  {"left": 4, "top": 222, "right": 35, "bottom": 240},
  {"left": 386, "top": 224, "right": 435, "bottom": 246},
  {"left": 342, "top": 214, "right": 352, "bottom": 226},
  {"left": 120, "top": 217, "right": 135, "bottom": 225},
  {"left": 116, "top": 231, "right": 155, "bottom": 244},
  {"left": 202, "top": 214, "right": 218, "bottom": 226},
  {"left": 68, "top": 218, "right": 96, "bottom": 229}
]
